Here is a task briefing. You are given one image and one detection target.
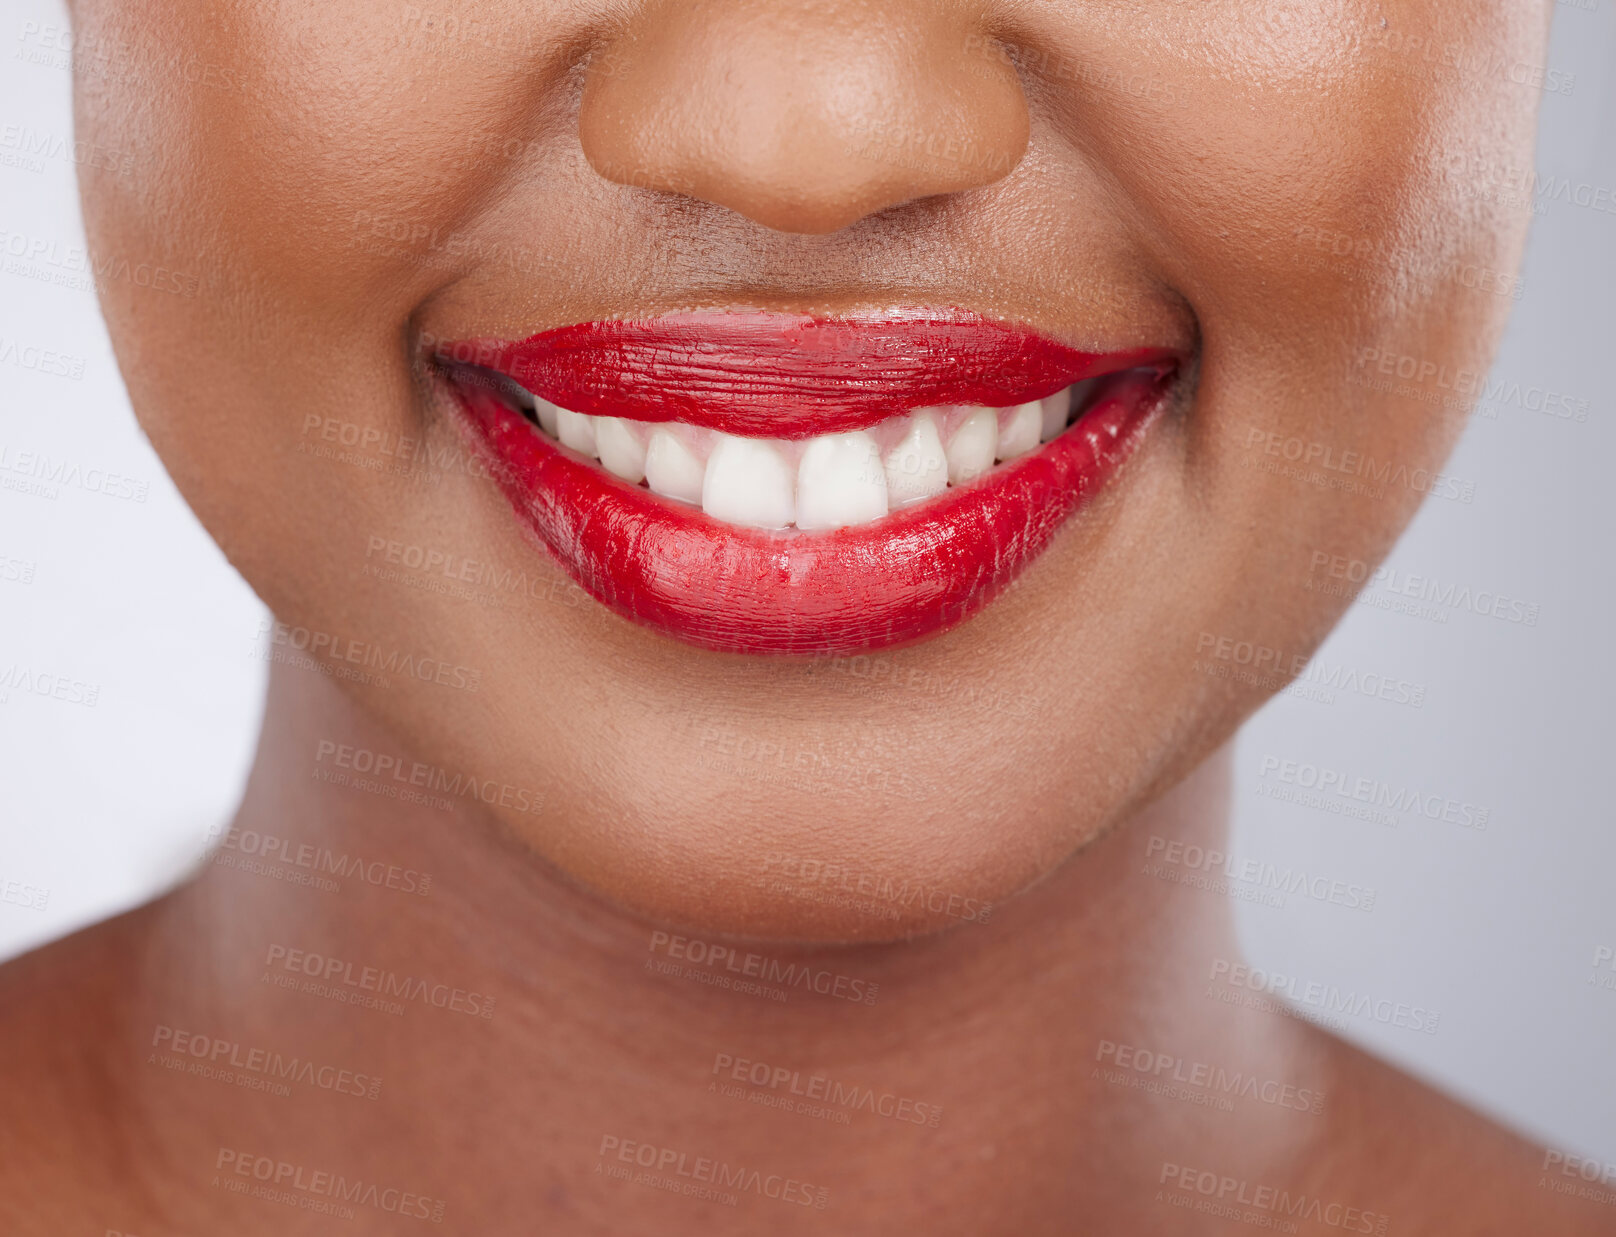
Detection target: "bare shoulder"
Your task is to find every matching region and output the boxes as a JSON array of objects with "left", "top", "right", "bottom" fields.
[
  {"left": 0, "top": 903, "right": 171, "bottom": 1232},
  {"left": 1311, "top": 1031, "right": 1616, "bottom": 1235}
]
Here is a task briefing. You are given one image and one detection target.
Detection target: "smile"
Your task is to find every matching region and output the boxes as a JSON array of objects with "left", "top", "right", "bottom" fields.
[{"left": 437, "top": 310, "right": 1181, "bottom": 655}]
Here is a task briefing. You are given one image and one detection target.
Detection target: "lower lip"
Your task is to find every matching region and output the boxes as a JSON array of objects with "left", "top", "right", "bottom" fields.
[{"left": 443, "top": 370, "right": 1174, "bottom": 656}]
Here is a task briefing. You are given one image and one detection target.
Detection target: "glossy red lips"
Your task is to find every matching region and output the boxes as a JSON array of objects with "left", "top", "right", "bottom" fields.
[
  {"left": 438, "top": 311, "right": 1171, "bottom": 437},
  {"left": 438, "top": 312, "right": 1179, "bottom": 655}
]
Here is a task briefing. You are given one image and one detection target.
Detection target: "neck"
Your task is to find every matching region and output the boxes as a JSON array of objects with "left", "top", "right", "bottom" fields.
[{"left": 136, "top": 661, "right": 1320, "bottom": 1232}]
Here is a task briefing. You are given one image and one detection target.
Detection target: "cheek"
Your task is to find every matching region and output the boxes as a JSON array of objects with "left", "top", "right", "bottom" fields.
[
  {"left": 1096, "top": 6, "right": 1540, "bottom": 605},
  {"left": 1028, "top": 2, "right": 1545, "bottom": 368}
]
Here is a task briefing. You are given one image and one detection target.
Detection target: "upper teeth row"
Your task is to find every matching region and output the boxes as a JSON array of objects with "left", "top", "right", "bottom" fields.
[{"left": 512, "top": 384, "right": 1095, "bottom": 531}]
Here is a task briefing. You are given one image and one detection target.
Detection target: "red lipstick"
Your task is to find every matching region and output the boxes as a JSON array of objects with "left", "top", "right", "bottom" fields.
[
  {"left": 438, "top": 311, "right": 1170, "bottom": 438},
  {"left": 437, "top": 311, "right": 1179, "bottom": 656}
]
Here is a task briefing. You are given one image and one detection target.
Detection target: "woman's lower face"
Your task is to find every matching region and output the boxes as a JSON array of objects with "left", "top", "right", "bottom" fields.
[{"left": 70, "top": 0, "right": 1545, "bottom": 938}]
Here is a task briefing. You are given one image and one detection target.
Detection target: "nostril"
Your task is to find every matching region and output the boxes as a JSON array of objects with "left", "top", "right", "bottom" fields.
[{"left": 577, "top": 2, "right": 1030, "bottom": 235}]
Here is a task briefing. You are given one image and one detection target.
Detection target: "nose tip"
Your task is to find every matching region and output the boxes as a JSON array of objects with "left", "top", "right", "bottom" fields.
[{"left": 578, "top": 2, "right": 1030, "bottom": 235}]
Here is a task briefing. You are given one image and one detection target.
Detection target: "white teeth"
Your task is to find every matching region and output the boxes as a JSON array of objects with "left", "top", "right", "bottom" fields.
[
  {"left": 796, "top": 431, "right": 888, "bottom": 530},
  {"left": 535, "top": 398, "right": 560, "bottom": 439},
  {"left": 946, "top": 407, "right": 998, "bottom": 485},
  {"left": 556, "top": 407, "right": 598, "bottom": 458},
  {"left": 644, "top": 427, "right": 706, "bottom": 505},
  {"left": 595, "top": 416, "right": 647, "bottom": 484},
  {"left": 997, "top": 401, "right": 1043, "bottom": 460},
  {"left": 516, "top": 380, "right": 1100, "bottom": 530},
  {"left": 702, "top": 433, "right": 795, "bottom": 529},
  {"left": 884, "top": 412, "right": 949, "bottom": 507},
  {"left": 1040, "top": 388, "right": 1072, "bottom": 442}
]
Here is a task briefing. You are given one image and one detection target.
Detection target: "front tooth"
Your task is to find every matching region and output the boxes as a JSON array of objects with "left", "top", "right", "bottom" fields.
[
  {"left": 1040, "top": 387, "right": 1072, "bottom": 442},
  {"left": 997, "top": 401, "right": 1042, "bottom": 460},
  {"left": 535, "top": 398, "right": 561, "bottom": 439},
  {"left": 645, "top": 428, "right": 705, "bottom": 504},
  {"left": 596, "top": 417, "right": 647, "bottom": 484},
  {"left": 796, "top": 431, "right": 888, "bottom": 530},
  {"left": 884, "top": 412, "right": 948, "bottom": 506},
  {"left": 556, "top": 407, "right": 599, "bottom": 457},
  {"left": 946, "top": 407, "right": 998, "bottom": 485},
  {"left": 702, "top": 434, "right": 795, "bottom": 529}
]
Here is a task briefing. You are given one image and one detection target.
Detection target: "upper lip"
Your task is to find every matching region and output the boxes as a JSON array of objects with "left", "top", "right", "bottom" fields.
[{"left": 434, "top": 308, "right": 1181, "bottom": 438}]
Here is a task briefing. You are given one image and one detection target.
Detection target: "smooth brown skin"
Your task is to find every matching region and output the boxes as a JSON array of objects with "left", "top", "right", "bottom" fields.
[{"left": 3, "top": 0, "right": 1608, "bottom": 1232}]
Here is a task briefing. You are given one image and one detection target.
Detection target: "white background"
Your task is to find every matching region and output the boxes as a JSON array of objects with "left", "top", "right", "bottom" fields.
[{"left": 2, "top": 0, "right": 1612, "bottom": 1164}]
